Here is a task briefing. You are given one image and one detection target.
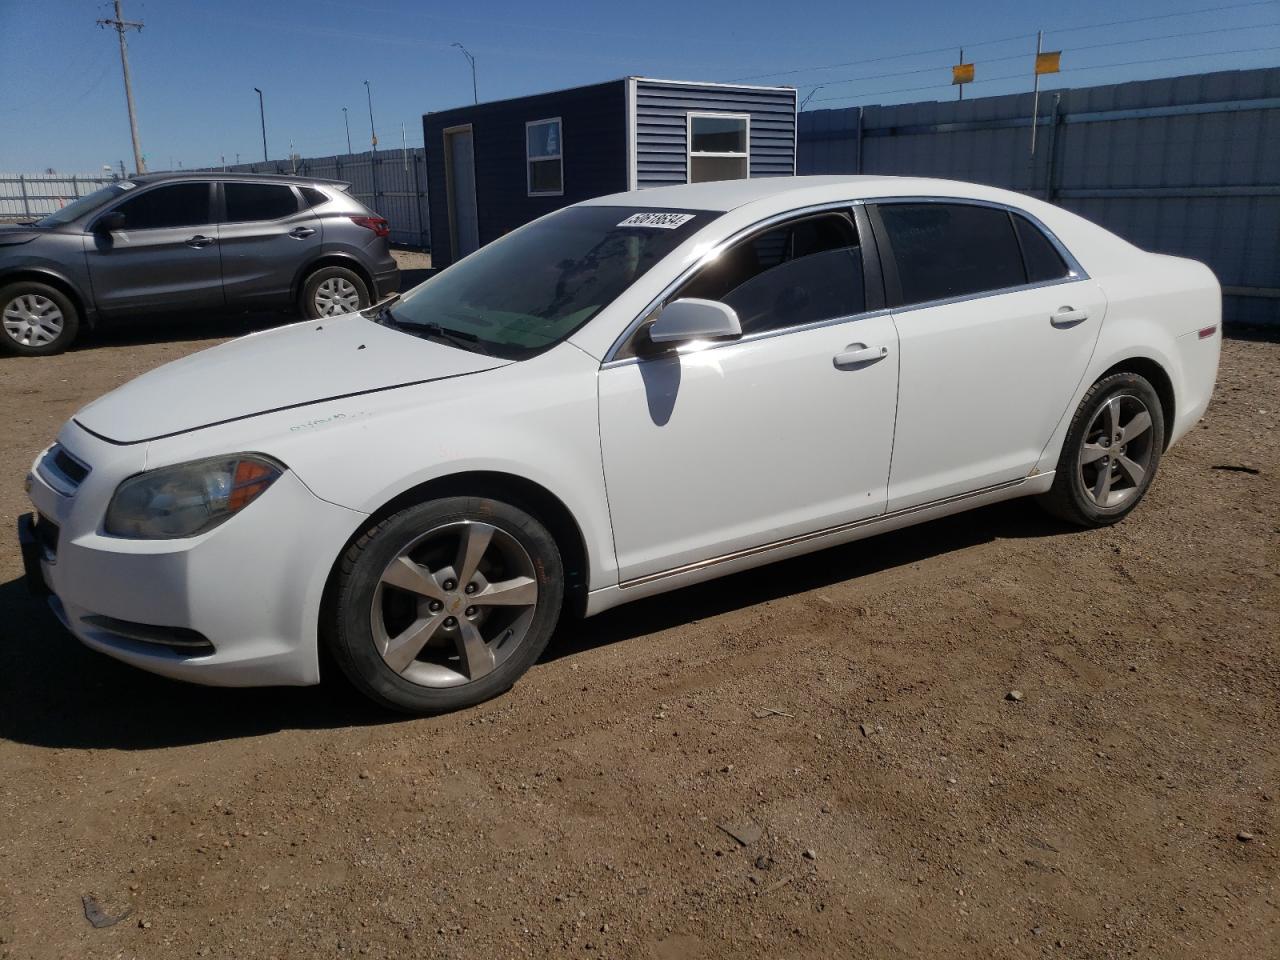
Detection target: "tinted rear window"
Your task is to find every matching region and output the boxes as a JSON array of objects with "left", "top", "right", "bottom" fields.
[
  {"left": 224, "top": 182, "right": 298, "bottom": 222},
  {"left": 299, "top": 186, "right": 331, "bottom": 207},
  {"left": 1014, "top": 213, "right": 1071, "bottom": 283},
  {"left": 878, "top": 202, "right": 1025, "bottom": 306}
]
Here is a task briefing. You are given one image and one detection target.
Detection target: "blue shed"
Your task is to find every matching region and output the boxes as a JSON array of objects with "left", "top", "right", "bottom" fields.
[{"left": 423, "top": 77, "right": 797, "bottom": 267}]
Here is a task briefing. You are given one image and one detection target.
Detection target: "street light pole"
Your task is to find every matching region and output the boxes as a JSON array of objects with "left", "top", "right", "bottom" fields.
[
  {"left": 452, "top": 43, "right": 477, "bottom": 104},
  {"left": 254, "top": 87, "right": 267, "bottom": 161},
  {"left": 342, "top": 106, "right": 352, "bottom": 154},
  {"left": 364, "top": 80, "right": 378, "bottom": 151}
]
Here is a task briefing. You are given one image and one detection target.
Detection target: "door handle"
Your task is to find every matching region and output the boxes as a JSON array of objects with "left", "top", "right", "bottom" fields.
[
  {"left": 289, "top": 227, "right": 316, "bottom": 239},
  {"left": 1050, "top": 306, "right": 1089, "bottom": 328},
  {"left": 185, "top": 235, "right": 216, "bottom": 248},
  {"left": 833, "top": 344, "right": 889, "bottom": 369}
]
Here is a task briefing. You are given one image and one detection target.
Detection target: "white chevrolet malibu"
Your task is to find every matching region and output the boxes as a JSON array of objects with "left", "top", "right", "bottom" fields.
[{"left": 20, "top": 176, "right": 1221, "bottom": 713}]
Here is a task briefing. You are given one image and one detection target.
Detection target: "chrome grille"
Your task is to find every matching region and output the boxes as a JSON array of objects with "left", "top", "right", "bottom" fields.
[{"left": 36, "top": 443, "right": 90, "bottom": 497}]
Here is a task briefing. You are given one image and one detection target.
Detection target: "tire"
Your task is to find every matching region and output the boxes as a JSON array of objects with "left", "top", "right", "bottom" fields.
[
  {"left": 324, "top": 496, "right": 564, "bottom": 714},
  {"left": 1038, "top": 371, "right": 1166, "bottom": 527},
  {"left": 299, "top": 265, "right": 370, "bottom": 319},
  {"left": 0, "top": 280, "right": 80, "bottom": 356}
]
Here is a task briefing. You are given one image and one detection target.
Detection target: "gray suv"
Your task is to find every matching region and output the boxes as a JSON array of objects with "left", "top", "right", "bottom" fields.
[{"left": 0, "top": 172, "right": 400, "bottom": 356}]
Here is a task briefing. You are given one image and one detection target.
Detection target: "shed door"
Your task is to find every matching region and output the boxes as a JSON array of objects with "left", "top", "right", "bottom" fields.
[{"left": 444, "top": 126, "right": 479, "bottom": 259}]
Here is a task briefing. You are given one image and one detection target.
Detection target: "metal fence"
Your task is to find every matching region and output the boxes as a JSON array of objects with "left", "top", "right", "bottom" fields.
[
  {"left": 199, "top": 150, "right": 430, "bottom": 249},
  {"left": 798, "top": 67, "right": 1280, "bottom": 327},
  {"left": 0, "top": 172, "right": 118, "bottom": 219}
]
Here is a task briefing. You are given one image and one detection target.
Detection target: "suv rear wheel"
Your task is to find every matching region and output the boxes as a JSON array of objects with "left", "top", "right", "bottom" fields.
[
  {"left": 300, "top": 265, "right": 370, "bottom": 319},
  {"left": 0, "top": 281, "right": 80, "bottom": 356}
]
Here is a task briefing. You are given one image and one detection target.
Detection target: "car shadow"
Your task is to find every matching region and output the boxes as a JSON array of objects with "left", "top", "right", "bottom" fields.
[{"left": 0, "top": 498, "right": 1071, "bottom": 752}]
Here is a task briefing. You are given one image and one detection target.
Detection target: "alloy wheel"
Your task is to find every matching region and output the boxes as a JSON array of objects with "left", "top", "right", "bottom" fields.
[
  {"left": 313, "top": 277, "right": 362, "bottom": 316},
  {"left": 2, "top": 294, "right": 64, "bottom": 347},
  {"left": 1078, "top": 394, "right": 1155, "bottom": 508},
  {"left": 370, "top": 520, "right": 540, "bottom": 688}
]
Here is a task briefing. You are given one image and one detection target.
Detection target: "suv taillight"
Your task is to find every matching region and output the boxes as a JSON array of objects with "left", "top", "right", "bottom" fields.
[{"left": 350, "top": 215, "right": 390, "bottom": 238}]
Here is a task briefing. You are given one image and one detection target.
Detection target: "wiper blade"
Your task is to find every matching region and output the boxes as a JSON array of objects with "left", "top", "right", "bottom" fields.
[{"left": 372, "top": 307, "right": 486, "bottom": 353}]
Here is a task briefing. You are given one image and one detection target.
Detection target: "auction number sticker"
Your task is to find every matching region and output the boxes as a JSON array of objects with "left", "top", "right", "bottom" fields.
[{"left": 617, "top": 212, "right": 695, "bottom": 229}]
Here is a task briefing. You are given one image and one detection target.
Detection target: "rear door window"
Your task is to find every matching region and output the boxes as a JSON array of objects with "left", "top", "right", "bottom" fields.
[
  {"left": 677, "top": 212, "right": 866, "bottom": 335},
  {"left": 876, "top": 202, "right": 1025, "bottom": 307},
  {"left": 112, "top": 183, "right": 212, "bottom": 230},
  {"left": 223, "top": 182, "right": 299, "bottom": 222}
]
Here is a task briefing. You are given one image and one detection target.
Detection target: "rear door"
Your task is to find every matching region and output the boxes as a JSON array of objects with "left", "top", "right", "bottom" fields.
[
  {"left": 869, "top": 200, "right": 1107, "bottom": 511},
  {"left": 84, "top": 181, "right": 223, "bottom": 315},
  {"left": 216, "top": 181, "right": 322, "bottom": 308}
]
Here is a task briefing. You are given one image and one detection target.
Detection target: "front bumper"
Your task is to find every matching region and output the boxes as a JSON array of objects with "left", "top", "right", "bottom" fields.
[{"left": 23, "top": 424, "right": 366, "bottom": 688}]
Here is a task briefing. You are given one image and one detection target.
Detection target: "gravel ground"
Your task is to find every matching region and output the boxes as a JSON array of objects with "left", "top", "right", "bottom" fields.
[{"left": 0, "top": 304, "right": 1276, "bottom": 958}]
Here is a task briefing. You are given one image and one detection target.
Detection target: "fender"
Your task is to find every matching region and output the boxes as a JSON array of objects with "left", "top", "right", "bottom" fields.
[
  {"left": 0, "top": 257, "right": 98, "bottom": 326},
  {"left": 288, "top": 249, "right": 374, "bottom": 302}
]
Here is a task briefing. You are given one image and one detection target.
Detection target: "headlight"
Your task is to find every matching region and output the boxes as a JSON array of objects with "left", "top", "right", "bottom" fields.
[{"left": 104, "top": 454, "right": 284, "bottom": 539}]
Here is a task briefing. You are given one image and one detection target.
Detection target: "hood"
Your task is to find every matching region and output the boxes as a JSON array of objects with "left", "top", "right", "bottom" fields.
[
  {"left": 0, "top": 223, "right": 42, "bottom": 246},
  {"left": 75, "top": 313, "right": 509, "bottom": 444}
]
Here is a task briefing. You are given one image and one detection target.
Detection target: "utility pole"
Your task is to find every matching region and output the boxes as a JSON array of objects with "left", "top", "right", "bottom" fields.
[
  {"left": 343, "top": 106, "right": 352, "bottom": 154},
  {"left": 97, "top": 0, "right": 146, "bottom": 174},
  {"left": 452, "top": 43, "right": 478, "bottom": 104},
  {"left": 254, "top": 87, "right": 268, "bottom": 161},
  {"left": 364, "top": 80, "right": 378, "bottom": 150},
  {"left": 1029, "top": 30, "right": 1043, "bottom": 157}
]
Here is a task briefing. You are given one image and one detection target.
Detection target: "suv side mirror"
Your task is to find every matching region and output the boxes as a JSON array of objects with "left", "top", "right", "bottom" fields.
[
  {"left": 646, "top": 298, "right": 742, "bottom": 347},
  {"left": 94, "top": 211, "right": 126, "bottom": 233}
]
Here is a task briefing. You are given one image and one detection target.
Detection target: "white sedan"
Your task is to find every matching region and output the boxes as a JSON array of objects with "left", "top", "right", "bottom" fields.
[{"left": 19, "top": 176, "right": 1221, "bottom": 713}]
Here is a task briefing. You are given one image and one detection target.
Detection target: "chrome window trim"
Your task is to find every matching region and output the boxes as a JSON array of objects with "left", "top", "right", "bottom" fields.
[
  {"left": 601, "top": 199, "right": 868, "bottom": 365},
  {"left": 600, "top": 194, "right": 1088, "bottom": 366}
]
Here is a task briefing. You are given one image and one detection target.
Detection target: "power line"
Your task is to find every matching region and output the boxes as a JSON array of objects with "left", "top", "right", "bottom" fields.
[
  {"left": 809, "top": 43, "right": 1280, "bottom": 105},
  {"left": 735, "top": 0, "right": 1279, "bottom": 81},
  {"left": 801, "top": 20, "right": 1280, "bottom": 94}
]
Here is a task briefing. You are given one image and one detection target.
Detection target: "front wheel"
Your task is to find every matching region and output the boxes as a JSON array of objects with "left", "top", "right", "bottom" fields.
[
  {"left": 300, "top": 265, "right": 370, "bottom": 319},
  {"left": 324, "top": 497, "right": 564, "bottom": 714},
  {"left": 1038, "top": 371, "right": 1166, "bottom": 527},
  {"left": 0, "top": 281, "right": 80, "bottom": 356}
]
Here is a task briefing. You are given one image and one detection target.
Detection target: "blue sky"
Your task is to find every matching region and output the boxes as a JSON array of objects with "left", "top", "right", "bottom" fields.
[{"left": 2, "top": 0, "right": 1278, "bottom": 172}]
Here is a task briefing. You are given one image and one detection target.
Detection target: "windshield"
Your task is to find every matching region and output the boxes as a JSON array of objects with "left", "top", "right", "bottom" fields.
[
  {"left": 34, "top": 183, "right": 133, "bottom": 227},
  {"left": 386, "top": 205, "right": 716, "bottom": 359}
]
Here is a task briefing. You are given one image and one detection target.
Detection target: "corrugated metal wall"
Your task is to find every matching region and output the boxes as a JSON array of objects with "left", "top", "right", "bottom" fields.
[
  {"left": 0, "top": 173, "right": 118, "bottom": 218},
  {"left": 198, "top": 150, "right": 430, "bottom": 249},
  {"left": 798, "top": 67, "right": 1280, "bottom": 326},
  {"left": 634, "top": 80, "right": 797, "bottom": 187}
]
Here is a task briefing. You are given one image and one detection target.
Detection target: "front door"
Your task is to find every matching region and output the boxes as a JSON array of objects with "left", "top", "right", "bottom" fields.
[
  {"left": 599, "top": 209, "right": 900, "bottom": 583},
  {"left": 444, "top": 125, "right": 479, "bottom": 260},
  {"left": 84, "top": 181, "right": 223, "bottom": 316},
  {"left": 216, "top": 181, "right": 322, "bottom": 308},
  {"left": 870, "top": 200, "right": 1108, "bottom": 511}
]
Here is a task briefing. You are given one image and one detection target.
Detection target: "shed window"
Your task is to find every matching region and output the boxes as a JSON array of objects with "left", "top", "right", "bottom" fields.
[
  {"left": 688, "top": 113, "right": 749, "bottom": 183},
  {"left": 527, "top": 118, "right": 563, "bottom": 196}
]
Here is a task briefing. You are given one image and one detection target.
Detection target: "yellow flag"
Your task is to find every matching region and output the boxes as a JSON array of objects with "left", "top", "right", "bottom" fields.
[
  {"left": 1035, "top": 51, "right": 1062, "bottom": 75},
  {"left": 952, "top": 63, "right": 974, "bottom": 85}
]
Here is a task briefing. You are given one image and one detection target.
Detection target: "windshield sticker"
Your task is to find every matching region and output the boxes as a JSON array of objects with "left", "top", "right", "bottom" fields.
[
  {"left": 117, "top": 181, "right": 137, "bottom": 190},
  {"left": 617, "top": 212, "right": 695, "bottom": 230}
]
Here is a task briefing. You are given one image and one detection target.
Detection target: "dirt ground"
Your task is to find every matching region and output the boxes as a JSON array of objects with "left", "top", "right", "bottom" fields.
[{"left": 0, "top": 289, "right": 1276, "bottom": 958}]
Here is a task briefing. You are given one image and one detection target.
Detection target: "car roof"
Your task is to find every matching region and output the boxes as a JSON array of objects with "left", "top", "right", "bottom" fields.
[
  {"left": 129, "top": 171, "right": 349, "bottom": 188},
  {"left": 582, "top": 175, "right": 1037, "bottom": 213}
]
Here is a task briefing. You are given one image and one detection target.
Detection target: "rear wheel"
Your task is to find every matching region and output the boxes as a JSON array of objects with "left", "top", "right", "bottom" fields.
[
  {"left": 0, "top": 281, "right": 80, "bottom": 356},
  {"left": 300, "top": 265, "right": 370, "bottom": 319},
  {"left": 324, "top": 497, "right": 564, "bottom": 714},
  {"left": 1038, "top": 371, "right": 1165, "bottom": 527}
]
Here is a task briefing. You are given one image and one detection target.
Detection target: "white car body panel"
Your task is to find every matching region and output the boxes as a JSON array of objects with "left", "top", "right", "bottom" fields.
[
  {"left": 599, "top": 312, "right": 900, "bottom": 582},
  {"left": 23, "top": 175, "right": 1222, "bottom": 688}
]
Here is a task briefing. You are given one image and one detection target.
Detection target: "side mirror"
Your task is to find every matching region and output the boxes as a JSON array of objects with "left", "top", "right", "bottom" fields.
[
  {"left": 646, "top": 298, "right": 742, "bottom": 347},
  {"left": 94, "top": 211, "right": 126, "bottom": 233}
]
